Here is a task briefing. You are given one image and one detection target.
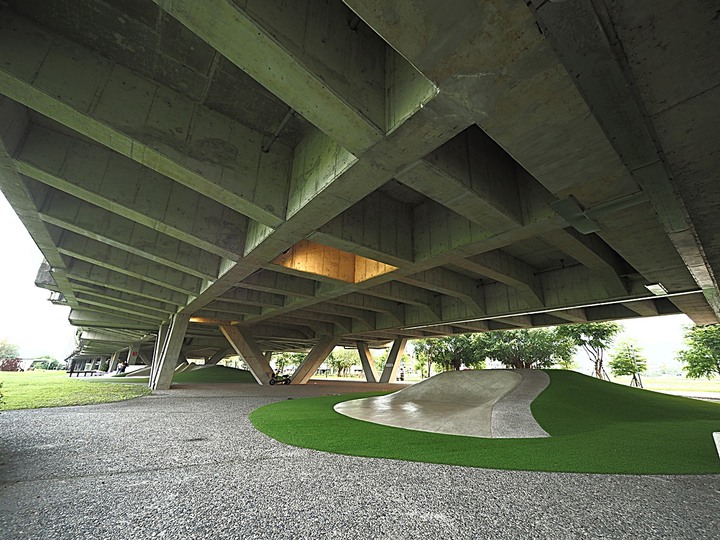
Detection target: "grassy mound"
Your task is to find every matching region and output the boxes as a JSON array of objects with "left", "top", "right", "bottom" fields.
[
  {"left": 108, "top": 365, "right": 257, "bottom": 385},
  {"left": 172, "top": 366, "right": 256, "bottom": 383},
  {"left": 250, "top": 370, "right": 720, "bottom": 474}
]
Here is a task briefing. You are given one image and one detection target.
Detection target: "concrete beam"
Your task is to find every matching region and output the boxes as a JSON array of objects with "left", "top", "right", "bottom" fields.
[
  {"left": 219, "top": 325, "right": 273, "bottom": 384},
  {"left": 455, "top": 250, "right": 544, "bottom": 308},
  {"left": 0, "top": 10, "right": 291, "bottom": 227},
  {"left": 378, "top": 338, "right": 407, "bottom": 383},
  {"left": 291, "top": 336, "right": 339, "bottom": 385},
  {"left": 205, "top": 347, "right": 232, "bottom": 366},
  {"left": 542, "top": 228, "right": 627, "bottom": 296},
  {"left": 356, "top": 342, "right": 379, "bottom": 383},
  {"left": 50, "top": 227, "right": 203, "bottom": 297},
  {"left": 65, "top": 259, "right": 188, "bottom": 307},
  {"left": 398, "top": 127, "right": 522, "bottom": 231},
  {"left": 16, "top": 126, "right": 248, "bottom": 260},
  {"left": 399, "top": 267, "right": 485, "bottom": 317},
  {"left": 37, "top": 190, "right": 220, "bottom": 281},
  {"left": 153, "top": 0, "right": 394, "bottom": 155}
]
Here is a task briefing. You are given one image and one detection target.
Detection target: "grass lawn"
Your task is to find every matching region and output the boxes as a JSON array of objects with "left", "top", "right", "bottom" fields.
[
  {"left": 0, "top": 370, "right": 151, "bottom": 410},
  {"left": 250, "top": 370, "right": 720, "bottom": 474},
  {"left": 108, "top": 365, "right": 256, "bottom": 385}
]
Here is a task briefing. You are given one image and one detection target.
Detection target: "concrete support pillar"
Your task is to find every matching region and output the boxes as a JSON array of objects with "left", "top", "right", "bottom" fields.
[
  {"left": 219, "top": 325, "right": 274, "bottom": 384},
  {"left": 291, "top": 336, "right": 339, "bottom": 384},
  {"left": 379, "top": 338, "right": 408, "bottom": 383},
  {"left": 205, "top": 347, "right": 232, "bottom": 366},
  {"left": 150, "top": 322, "right": 169, "bottom": 386},
  {"left": 150, "top": 314, "right": 190, "bottom": 390},
  {"left": 126, "top": 343, "right": 141, "bottom": 365},
  {"left": 356, "top": 342, "right": 379, "bottom": 383},
  {"left": 138, "top": 351, "right": 152, "bottom": 366},
  {"left": 108, "top": 351, "right": 120, "bottom": 373}
]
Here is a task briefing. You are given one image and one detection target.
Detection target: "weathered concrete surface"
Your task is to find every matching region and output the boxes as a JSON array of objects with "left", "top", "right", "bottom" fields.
[
  {"left": 0, "top": 382, "right": 717, "bottom": 540},
  {"left": 335, "top": 370, "right": 550, "bottom": 438}
]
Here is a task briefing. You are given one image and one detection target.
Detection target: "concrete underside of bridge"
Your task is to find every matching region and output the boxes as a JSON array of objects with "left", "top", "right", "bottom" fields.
[{"left": 0, "top": 0, "right": 718, "bottom": 388}]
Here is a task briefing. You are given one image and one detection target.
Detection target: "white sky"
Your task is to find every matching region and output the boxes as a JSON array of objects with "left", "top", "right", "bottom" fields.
[
  {"left": 0, "top": 190, "right": 695, "bottom": 366},
  {"left": 1, "top": 193, "right": 75, "bottom": 360}
]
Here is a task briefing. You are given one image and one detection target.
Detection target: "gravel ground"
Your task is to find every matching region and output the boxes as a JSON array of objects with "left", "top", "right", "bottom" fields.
[{"left": 1, "top": 381, "right": 718, "bottom": 540}]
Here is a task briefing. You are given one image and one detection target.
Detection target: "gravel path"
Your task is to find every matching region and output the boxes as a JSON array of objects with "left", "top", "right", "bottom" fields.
[{"left": 1, "top": 381, "right": 718, "bottom": 539}]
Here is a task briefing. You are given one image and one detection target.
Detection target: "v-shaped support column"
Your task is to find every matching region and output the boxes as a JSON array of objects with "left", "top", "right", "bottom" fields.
[
  {"left": 379, "top": 338, "right": 408, "bottom": 383},
  {"left": 356, "top": 342, "right": 379, "bottom": 383},
  {"left": 219, "top": 325, "right": 273, "bottom": 384},
  {"left": 292, "top": 336, "right": 339, "bottom": 384}
]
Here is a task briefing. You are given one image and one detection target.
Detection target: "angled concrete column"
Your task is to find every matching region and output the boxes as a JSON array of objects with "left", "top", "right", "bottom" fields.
[
  {"left": 219, "top": 325, "right": 273, "bottom": 384},
  {"left": 149, "top": 323, "right": 168, "bottom": 385},
  {"left": 205, "top": 347, "right": 232, "bottom": 366},
  {"left": 126, "top": 343, "right": 141, "bottom": 365},
  {"left": 379, "top": 338, "right": 408, "bottom": 383},
  {"left": 292, "top": 336, "right": 339, "bottom": 385},
  {"left": 356, "top": 342, "right": 379, "bottom": 383},
  {"left": 108, "top": 351, "right": 120, "bottom": 373},
  {"left": 138, "top": 352, "right": 152, "bottom": 366},
  {"left": 150, "top": 314, "right": 190, "bottom": 390}
]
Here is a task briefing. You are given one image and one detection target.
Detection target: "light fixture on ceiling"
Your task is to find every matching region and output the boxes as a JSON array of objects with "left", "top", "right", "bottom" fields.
[{"left": 645, "top": 283, "right": 668, "bottom": 296}]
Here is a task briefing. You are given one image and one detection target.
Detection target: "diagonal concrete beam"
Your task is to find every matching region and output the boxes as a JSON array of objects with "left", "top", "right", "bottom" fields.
[
  {"left": 219, "top": 325, "right": 274, "bottom": 384},
  {"left": 16, "top": 126, "right": 247, "bottom": 260},
  {"left": 455, "top": 250, "right": 544, "bottom": 308},
  {"left": 542, "top": 228, "right": 627, "bottom": 296},
  {"left": 398, "top": 267, "right": 485, "bottom": 317},
  {"left": 36, "top": 190, "right": 220, "bottom": 282},
  {"left": 397, "top": 127, "right": 523, "bottom": 231},
  {"left": 0, "top": 9, "right": 291, "bottom": 227},
  {"left": 356, "top": 342, "right": 379, "bottom": 383},
  {"left": 50, "top": 227, "right": 203, "bottom": 297},
  {"left": 66, "top": 259, "right": 188, "bottom": 307},
  {"left": 291, "top": 336, "right": 339, "bottom": 385},
  {"left": 379, "top": 338, "right": 407, "bottom": 383},
  {"left": 152, "top": 0, "right": 389, "bottom": 154}
]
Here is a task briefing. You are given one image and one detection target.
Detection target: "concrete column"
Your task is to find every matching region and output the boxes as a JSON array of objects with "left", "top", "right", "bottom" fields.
[
  {"left": 379, "top": 338, "right": 408, "bottom": 383},
  {"left": 149, "top": 322, "right": 169, "bottom": 386},
  {"left": 125, "top": 343, "right": 140, "bottom": 365},
  {"left": 108, "top": 351, "right": 120, "bottom": 373},
  {"left": 138, "top": 351, "right": 152, "bottom": 366},
  {"left": 219, "top": 325, "right": 274, "bottom": 384},
  {"left": 150, "top": 314, "right": 190, "bottom": 390},
  {"left": 205, "top": 347, "right": 232, "bottom": 366},
  {"left": 291, "top": 336, "right": 339, "bottom": 384},
  {"left": 356, "top": 342, "right": 379, "bottom": 383}
]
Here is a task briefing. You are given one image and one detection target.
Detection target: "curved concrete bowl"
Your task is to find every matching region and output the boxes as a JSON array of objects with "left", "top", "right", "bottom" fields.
[{"left": 334, "top": 369, "right": 550, "bottom": 439}]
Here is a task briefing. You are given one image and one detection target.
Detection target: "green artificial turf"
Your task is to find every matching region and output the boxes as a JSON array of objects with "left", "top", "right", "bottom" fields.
[
  {"left": 107, "top": 366, "right": 256, "bottom": 385},
  {"left": 250, "top": 370, "right": 720, "bottom": 474},
  {"left": 172, "top": 366, "right": 256, "bottom": 383},
  {"left": 0, "top": 370, "right": 151, "bottom": 410}
]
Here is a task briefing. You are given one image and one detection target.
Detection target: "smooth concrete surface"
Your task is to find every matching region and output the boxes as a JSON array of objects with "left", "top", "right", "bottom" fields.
[
  {"left": 491, "top": 369, "right": 551, "bottom": 439},
  {"left": 714, "top": 432, "right": 720, "bottom": 461},
  {"left": 334, "top": 370, "right": 550, "bottom": 438},
  {"left": 0, "top": 381, "right": 717, "bottom": 540}
]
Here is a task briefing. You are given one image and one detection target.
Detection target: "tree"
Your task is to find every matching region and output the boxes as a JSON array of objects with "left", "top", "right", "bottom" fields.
[
  {"left": 0, "top": 338, "right": 19, "bottom": 360},
  {"left": 609, "top": 339, "right": 647, "bottom": 387},
  {"left": 326, "top": 349, "right": 359, "bottom": 377},
  {"left": 476, "top": 328, "right": 576, "bottom": 369},
  {"left": 413, "top": 334, "right": 486, "bottom": 373},
  {"left": 676, "top": 324, "right": 720, "bottom": 379},
  {"left": 556, "top": 322, "right": 622, "bottom": 379},
  {"left": 272, "top": 352, "right": 305, "bottom": 374}
]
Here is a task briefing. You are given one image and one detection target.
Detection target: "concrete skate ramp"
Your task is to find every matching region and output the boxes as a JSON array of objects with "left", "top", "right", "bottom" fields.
[{"left": 334, "top": 370, "right": 550, "bottom": 439}]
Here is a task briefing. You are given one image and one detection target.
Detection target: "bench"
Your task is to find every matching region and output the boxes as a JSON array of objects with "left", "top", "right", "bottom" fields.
[{"left": 67, "top": 370, "right": 101, "bottom": 377}]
